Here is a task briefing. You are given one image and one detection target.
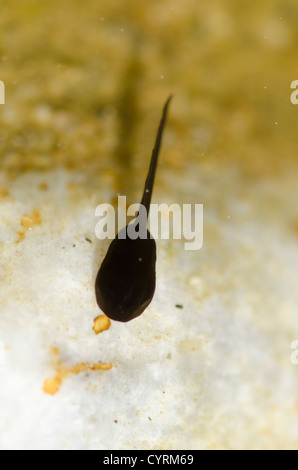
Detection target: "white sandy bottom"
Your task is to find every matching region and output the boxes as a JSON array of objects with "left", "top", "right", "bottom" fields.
[{"left": 0, "top": 166, "right": 297, "bottom": 450}]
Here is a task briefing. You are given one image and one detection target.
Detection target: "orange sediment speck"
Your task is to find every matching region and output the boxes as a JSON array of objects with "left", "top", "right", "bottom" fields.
[
  {"left": 93, "top": 314, "right": 111, "bottom": 335},
  {"left": 17, "top": 231, "right": 26, "bottom": 242},
  {"left": 43, "top": 347, "right": 112, "bottom": 395},
  {"left": 17, "top": 209, "right": 42, "bottom": 242},
  {"left": 21, "top": 209, "right": 42, "bottom": 228}
]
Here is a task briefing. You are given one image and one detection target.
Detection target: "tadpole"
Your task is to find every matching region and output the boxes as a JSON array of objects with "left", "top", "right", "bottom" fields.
[{"left": 95, "top": 96, "right": 172, "bottom": 322}]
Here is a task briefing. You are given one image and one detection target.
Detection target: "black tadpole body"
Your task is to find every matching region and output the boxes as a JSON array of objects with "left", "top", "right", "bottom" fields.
[{"left": 95, "top": 96, "right": 172, "bottom": 322}]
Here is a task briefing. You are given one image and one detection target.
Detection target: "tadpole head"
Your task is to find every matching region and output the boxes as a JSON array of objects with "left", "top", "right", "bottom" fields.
[{"left": 95, "top": 227, "right": 156, "bottom": 322}]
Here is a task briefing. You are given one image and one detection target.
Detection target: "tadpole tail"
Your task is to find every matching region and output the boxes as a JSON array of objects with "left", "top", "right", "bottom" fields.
[{"left": 140, "top": 95, "right": 173, "bottom": 217}]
